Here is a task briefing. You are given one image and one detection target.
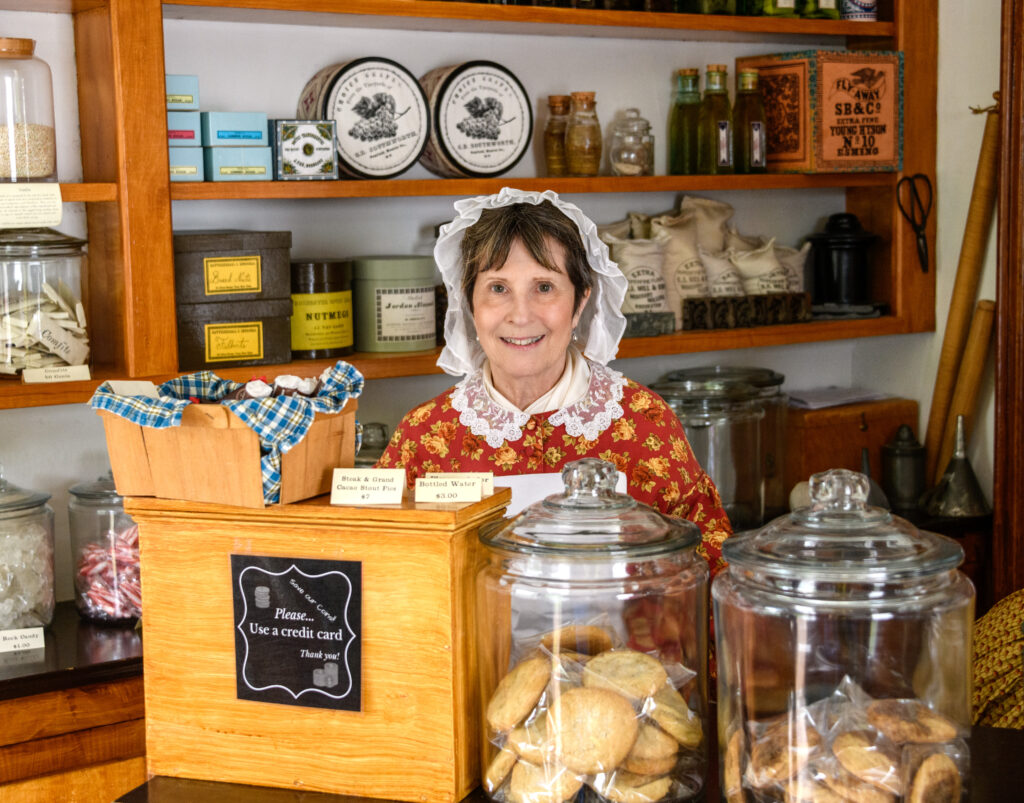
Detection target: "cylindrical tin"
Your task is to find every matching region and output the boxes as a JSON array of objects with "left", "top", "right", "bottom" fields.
[
  {"left": 290, "top": 259, "right": 354, "bottom": 360},
  {"left": 351, "top": 255, "right": 437, "bottom": 352},
  {"left": 419, "top": 61, "right": 532, "bottom": 178},
  {"left": 296, "top": 57, "right": 430, "bottom": 179}
]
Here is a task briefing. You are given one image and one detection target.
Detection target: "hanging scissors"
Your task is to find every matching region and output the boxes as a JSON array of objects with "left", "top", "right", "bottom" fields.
[{"left": 896, "top": 173, "right": 933, "bottom": 273}]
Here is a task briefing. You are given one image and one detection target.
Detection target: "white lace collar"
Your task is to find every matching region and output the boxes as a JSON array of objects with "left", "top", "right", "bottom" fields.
[{"left": 451, "top": 361, "right": 628, "bottom": 448}]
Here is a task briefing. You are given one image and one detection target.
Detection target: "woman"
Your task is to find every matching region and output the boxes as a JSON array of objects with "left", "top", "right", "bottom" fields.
[{"left": 377, "top": 188, "right": 731, "bottom": 573}]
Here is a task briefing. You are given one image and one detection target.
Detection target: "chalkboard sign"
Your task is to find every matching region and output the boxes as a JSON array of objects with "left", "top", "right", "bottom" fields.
[{"left": 231, "top": 555, "right": 361, "bottom": 711}]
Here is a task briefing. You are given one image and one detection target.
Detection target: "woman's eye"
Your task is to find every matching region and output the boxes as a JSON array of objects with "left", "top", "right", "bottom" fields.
[
  {"left": 489, "top": 283, "right": 506, "bottom": 294},
  {"left": 538, "top": 282, "right": 553, "bottom": 293}
]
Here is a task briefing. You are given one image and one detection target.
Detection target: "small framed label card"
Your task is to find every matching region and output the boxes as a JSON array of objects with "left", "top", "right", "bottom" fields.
[
  {"left": 272, "top": 119, "right": 338, "bottom": 180},
  {"left": 231, "top": 555, "right": 362, "bottom": 711}
]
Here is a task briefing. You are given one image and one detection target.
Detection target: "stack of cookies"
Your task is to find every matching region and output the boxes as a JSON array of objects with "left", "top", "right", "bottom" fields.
[
  {"left": 723, "top": 680, "right": 966, "bottom": 802},
  {"left": 483, "top": 624, "right": 704, "bottom": 803}
]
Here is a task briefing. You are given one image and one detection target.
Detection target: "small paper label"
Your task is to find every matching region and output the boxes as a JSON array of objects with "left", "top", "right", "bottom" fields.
[
  {"left": 375, "top": 287, "right": 435, "bottom": 342},
  {"left": 426, "top": 471, "right": 494, "bottom": 495},
  {"left": 0, "top": 184, "right": 63, "bottom": 229},
  {"left": 0, "top": 627, "right": 45, "bottom": 653},
  {"left": 204, "top": 321, "right": 264, "bottom": 362},
  {"left": 167, "top": 93, "right": 195, "bottom": 105},
  {"left": 170, "top": 165, "right": 198, "bottom": 175},
  {"left": 217, "top": 130, "right": 262, "bottom": 141},
  {"left": 168, "top": 130, "right": 197, "bottom": 140},
  {"left": 219, "top": 166, "right": 268, "bottom": 176},
  {"left": 330, "top": 468, "right": 405, "bottom": 505},
  {"left": 28, "top": 311, "right": 90, "bottom": 365},
  {"left": 22, "top": 363, "right": 91, "bottom": 383},
  {"left": 106, "top": 380, "right": 159, "bottom": 397},
  {"left": 414, "top": 477, "right": 483, "bottom": 504},
  {"left": 204, "top": 256, "right": 262, "bottom": 295}
]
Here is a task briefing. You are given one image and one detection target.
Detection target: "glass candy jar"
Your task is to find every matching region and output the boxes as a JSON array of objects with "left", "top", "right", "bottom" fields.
[
  {"left": 68, "top": 474, "right": 141, "bottom": 623},
  {"left": 713, "top": 469, "right": 975, "bottom": 802},
  {"left": 0, "top": 463, "right": 55, "bottom": 629},
  {"left": 0, "top": 227, "right": 89, "bottom": 375},
  {"left": 476, "top": 458, "right": 710, "bottom": 801},
  {"left": 609, "top": 108, "right": 655, "bottom": 176},
  {"left": 0, "top": 38, "right": 57, "bottom": 182}
]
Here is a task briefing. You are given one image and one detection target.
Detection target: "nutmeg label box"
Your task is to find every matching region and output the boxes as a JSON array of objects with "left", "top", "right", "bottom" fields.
[{"left": 736, "top": 50, "right": 903, "bottom": 173}]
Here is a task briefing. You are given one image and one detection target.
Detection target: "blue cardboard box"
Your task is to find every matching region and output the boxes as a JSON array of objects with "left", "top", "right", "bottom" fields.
[
  {"left": 169, "top": 147, "right": 204, "bottom": 182},
  {"left": 168, "top": 111, "right": 201, "bottom": 148},
  {"left": 166, "top": 74, "right": 200, "bottom": 111},
  {"left": 201, "top": 111, "right": 269, "bottom": 147},
  {"left": 203, "top": 146, "right": 273, "bottom": 181}
]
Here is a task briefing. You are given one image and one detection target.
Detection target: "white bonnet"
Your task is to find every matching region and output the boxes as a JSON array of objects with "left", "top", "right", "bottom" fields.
[{"left": 434, "top": 187, "right": 627, "bottom": 377}]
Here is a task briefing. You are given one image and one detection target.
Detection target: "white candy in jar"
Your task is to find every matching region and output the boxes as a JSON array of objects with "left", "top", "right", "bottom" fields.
[{"left": 0, "top": 518, "right": 55, "bottom": 629}]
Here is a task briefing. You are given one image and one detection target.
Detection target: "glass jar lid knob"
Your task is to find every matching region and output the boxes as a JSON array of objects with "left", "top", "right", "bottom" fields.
[
  {"left": 559, "top": 458, "right": 621, "bottom": 506},
  {"left": 809, "top": 468, "right": 869, "bottom": 513}
]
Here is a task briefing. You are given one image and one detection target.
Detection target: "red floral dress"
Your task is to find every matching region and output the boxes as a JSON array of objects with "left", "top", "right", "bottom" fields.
[{"left": 376, "top": 363, "right": 732, "bottom": 574}]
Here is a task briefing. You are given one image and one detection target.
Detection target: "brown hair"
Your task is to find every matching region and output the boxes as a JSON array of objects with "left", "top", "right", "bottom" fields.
[{"left": 459, "top": 200, "right": 593, "bottom": 314}]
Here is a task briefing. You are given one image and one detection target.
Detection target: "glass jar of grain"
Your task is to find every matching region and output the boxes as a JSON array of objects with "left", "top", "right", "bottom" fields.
[{"left": 0, "top": 38, "right": 57, "bottom": 182}]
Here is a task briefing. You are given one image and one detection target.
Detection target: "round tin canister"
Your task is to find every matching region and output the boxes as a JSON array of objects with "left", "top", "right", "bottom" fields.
[
  {"left": 351, "top": 256, "right": 437, "bottom": 352},
  {"left": 290, "top": 259, "right": 354, "bottom": 360},
  {"left": 419, "top": 61, "right": 532, "bottom": 178},
  {"left": 296, "top": 57, "right": 430, "bottom": 179}
]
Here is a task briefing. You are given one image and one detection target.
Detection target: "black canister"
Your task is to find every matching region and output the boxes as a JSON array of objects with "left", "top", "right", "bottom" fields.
[
  {"left": 807, "top": 212, "right": 877, "bottom": 306},
  {"left": 289, "top": 259, "right": 354, "bottom": 359},
  {"left": 881, "top": 423, "right": 926, "bottom": 514}
]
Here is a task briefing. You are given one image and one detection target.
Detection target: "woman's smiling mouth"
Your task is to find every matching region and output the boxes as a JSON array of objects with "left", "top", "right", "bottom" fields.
[{"left": 501, "top": 335, "right": 544, "bottom": 346}]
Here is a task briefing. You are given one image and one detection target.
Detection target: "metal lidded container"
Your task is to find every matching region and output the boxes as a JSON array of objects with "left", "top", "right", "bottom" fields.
[
  {"left": 289, "top": 259, "right": 354, "bottom": 360},
  {"left": 713, "top": 469, "right": 974, "bottom": 802},
  {"left": 0, "top": 462, "right": 55, "bottom": 629},
  {"left": 658, "top": 365, "right": 787, "bottom": 521},
  {"left": 476, "top": 458, "right": 710, "bottom": 801},
  {"left": 351, "top": 255, "right": 436, "bottom": 352},
  {"left": 651, "top": 375, "right": 765, "bottom": 530}
]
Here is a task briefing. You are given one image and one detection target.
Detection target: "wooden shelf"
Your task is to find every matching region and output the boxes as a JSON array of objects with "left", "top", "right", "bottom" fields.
[
  {"left": 162, "top": 1, "right": 894, "bottom": 41},
  {"left": 170, "top": 173, "right": 889, "bottom": 201},
  {"left": 0, "top": 316, "right": 906, "bottom": 410},
  {"left": 61, "top": 183, "right": 118, "bottom": 203}
]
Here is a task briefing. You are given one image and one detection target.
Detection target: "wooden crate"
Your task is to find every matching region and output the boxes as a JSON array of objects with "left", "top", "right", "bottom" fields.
[
  {"left": 784, "top": 397, "right": 918, "bottom": 492},
  {"left": 99, "top": 398, "right": 356, "bottom": 507},
  {"left": 127, "top": 490, "right": 511, "bottom": 803}
]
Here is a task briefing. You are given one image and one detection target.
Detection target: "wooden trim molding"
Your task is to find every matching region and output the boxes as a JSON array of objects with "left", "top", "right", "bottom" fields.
[{"left": 993, "top": 0, "right": 1024, "bottom": 600}]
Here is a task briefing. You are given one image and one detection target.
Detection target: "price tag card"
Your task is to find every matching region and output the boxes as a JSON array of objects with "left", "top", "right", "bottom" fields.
[
  {"left": 414, "top": 476, "right": 484, "bottom": 504},
  {"left": 330, "top": 468, "right": 405, "bottom": 506},
  {"left": 0, "top": 184, "right": 63, "bottom": 229},
  {"left": 425, "top": 471, "right": 494, "bottom": 495},
  {"left": 0, "top": 627, "right": 45, "bottom": 654},
  {"left": 21, "top": 364, "right": 91, "bottom": 384}
]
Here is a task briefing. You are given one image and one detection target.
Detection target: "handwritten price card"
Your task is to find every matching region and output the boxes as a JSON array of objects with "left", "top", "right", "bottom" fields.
[
  {"left": 330, "top": 468, "right": 405, "bottom": 506},
  {"left": 414, "top": 476, "right": 483, "bottom": 504}
]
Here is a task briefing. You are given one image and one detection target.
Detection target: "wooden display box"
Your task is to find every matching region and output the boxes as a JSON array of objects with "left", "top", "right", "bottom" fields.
[
  {"left": 784, "top": 397, "right": 918, "bottom": 491},
  {"left": 736, "top": 50, "right": 903, "bottom": 173},
  {"left": 127, "top": 490, "right": 511, "bottom": 803},
  {"left": 98, "top": 399, "right": 356, "bottom": 508}
]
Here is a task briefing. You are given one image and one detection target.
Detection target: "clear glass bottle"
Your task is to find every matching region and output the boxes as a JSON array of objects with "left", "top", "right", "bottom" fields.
[
  {"left": 609, "top": 108, "right": 654, "bottom": 176},
  {"left": 565, "top": 91, "right": 602, "bottom": 177},
  {"left": 697, "top": 63, "right": 733, "bottom": 174},
  {"left": 0, "top": 38, "right": 57, "bottom": 182},
  {"left": 669, "top": 68, "right": 701, "bottom": 175},
  {"left": 733, "top": 68, "right": 768, "bottom": 173},
  {"left": 0, "top": 228, "right": 89, "bottom": 375},
  {"left": 0, "top": 461, "right": 55, "bottom": 629},
  {"left": 476, "top": 459, "right": 710, "bottom": 801},
  {"left": 68, "top": 473, "right": 141, "bottom": 624},
  {"left": 543, "top": 94, "right": 571, "bottom": 177},
  {"left": 713, "top": 469, "right": 975, "bottom": 802}
]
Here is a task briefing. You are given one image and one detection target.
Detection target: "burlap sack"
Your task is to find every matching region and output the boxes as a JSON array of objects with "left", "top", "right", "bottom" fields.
[
  {"left": 774, "top": 241, "right": 811, "bottom": 292},
  {"left": 730, "top": 238, "right": 791, "bottom": 295},
  {"left": 604, "top": 233, "right": 672, "bottom": 315},
  {"left": 597, "top": 217, "right": 632, "bottom": 240},
  {"left": 651, "top": 212, "right": 708, "bottom": 329},
  {"left": 698, "top": 245, "right": 745, "bottom": 297},
  {"left": 680, "top": 195, "right": 735, "bottom": 253}
]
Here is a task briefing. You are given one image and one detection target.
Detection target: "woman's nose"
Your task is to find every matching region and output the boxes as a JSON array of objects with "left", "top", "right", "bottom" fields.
[{"left": 505, "top": 291, "right": 532, "bottom": 323}]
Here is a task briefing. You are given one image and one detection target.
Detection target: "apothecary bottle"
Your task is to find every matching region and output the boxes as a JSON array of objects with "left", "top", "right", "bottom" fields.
[
  {"left": 565, "top": 91, "right": 602, "bottom": 177},
  {"left": 669, "top": 68, "right": 701, "bottom": 175},
  {"left": 697, "top": 64, "right": 733, "bottom": 174},
  {"left": 543, "top": 94, "right": 571, "bottom": 177},
  {"left": 476, "top": 458, "right": 710, "bottom": 801},
  {"left": 733, "top": 68, "right": 767, "bottom": 173},
  {"left": 0, "top": 462, "right": 55, "bottom": 629},
  {"left": 0, "top": 38, "right": 57, "bottom": 182},
  {"left": 68, "top": 474, "right": 141, "bottom": 624},
  {"left": 713, "top": 469, "right": 974, "bottom": 802},
  {"left": 609, "top": 108, "right": 654, "bottom": 177}
]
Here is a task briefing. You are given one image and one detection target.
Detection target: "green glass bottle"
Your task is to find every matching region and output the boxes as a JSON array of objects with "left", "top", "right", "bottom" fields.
[
  {"left": 761, "top": 0, "right": 798, "bottom": 15},
  {"left": 798, "top": 0, "right": 840, "bottom": 17},
  {"left": 733, "top": 68, "right": 767, "bottom": 174},
  {"left": 697, "top": 63, "right": 733, "bottom": 174},
  {"left": 669, "top": 68, "right": 701, "bottom": 175}
]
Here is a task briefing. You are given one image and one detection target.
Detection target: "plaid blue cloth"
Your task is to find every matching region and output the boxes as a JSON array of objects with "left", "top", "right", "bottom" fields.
[{"left": 91, "top": 361, "right": 364, "bottom": 504}]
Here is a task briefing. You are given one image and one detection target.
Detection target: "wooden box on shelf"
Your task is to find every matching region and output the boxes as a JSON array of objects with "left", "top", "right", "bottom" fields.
[
  {"left": 98, "top": 399, "right": 357, "bottom": 508},
  {"left": 127, "top": 489, "right": 511, "bottom": 803}
]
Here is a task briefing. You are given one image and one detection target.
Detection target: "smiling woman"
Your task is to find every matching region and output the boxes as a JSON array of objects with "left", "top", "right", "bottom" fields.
[{"left": 376, "top": 188, "right": 732, "bottom": 573}]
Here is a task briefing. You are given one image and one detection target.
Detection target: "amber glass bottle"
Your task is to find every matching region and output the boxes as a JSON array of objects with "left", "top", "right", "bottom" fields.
[
  {"left": 543, "top": 95, "right": 570, "bottom": 177},
  {"left": 669, "top": 68, "right": 701, "bottom": 175},
  {"left": 697, "top": 64, "right": 733, "bottom": 174},
  {"left": 733, "top": 68, "right": 767, "bottom": 173},
  {"left": 565, "top": 91, "right": 602, "bottom": 177}
]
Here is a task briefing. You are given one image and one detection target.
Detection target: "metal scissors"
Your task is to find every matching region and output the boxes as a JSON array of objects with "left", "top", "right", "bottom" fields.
[{"left": 897, "top": 173, "right": 933, "bottom": 273}]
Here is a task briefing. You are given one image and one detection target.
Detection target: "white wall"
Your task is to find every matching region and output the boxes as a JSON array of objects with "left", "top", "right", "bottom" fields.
[{"left": 0, "top": 3, "right": 1001, "bottom": 601}]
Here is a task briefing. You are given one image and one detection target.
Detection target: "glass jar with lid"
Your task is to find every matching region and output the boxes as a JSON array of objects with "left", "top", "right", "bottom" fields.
[
  {"left": 68, "top": 473, "right": 141, "bottom": 624},
  {"left": 713, "top": 469, "right": 974, "bottom": 802},
  {"left": 609, "top": 108, "right": 655, "bottom": 177},
  {"left": 0, "top": 227, "right": 89, "bottom": 375},
  {"left": 651, "top": 377, "right": 765, "bottom": 530},
  {"left": 476, "top": 458, "right": 710, "bottom": 801},
  {"left": 0, "top": 462, "right": 55, "bottom": 629},
  {"left": 0, "top": 37, "right": 57, "bottom": 182}
]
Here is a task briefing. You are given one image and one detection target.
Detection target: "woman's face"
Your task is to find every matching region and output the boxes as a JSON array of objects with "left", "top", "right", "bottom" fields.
[{"left": 471, "top": 237, "right": 589, "bottom": 405}]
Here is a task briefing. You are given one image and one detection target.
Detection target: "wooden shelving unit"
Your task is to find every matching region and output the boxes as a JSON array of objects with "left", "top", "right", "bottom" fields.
[{"left": 0, "top": 0, "right": 936, "bottom": 409}]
